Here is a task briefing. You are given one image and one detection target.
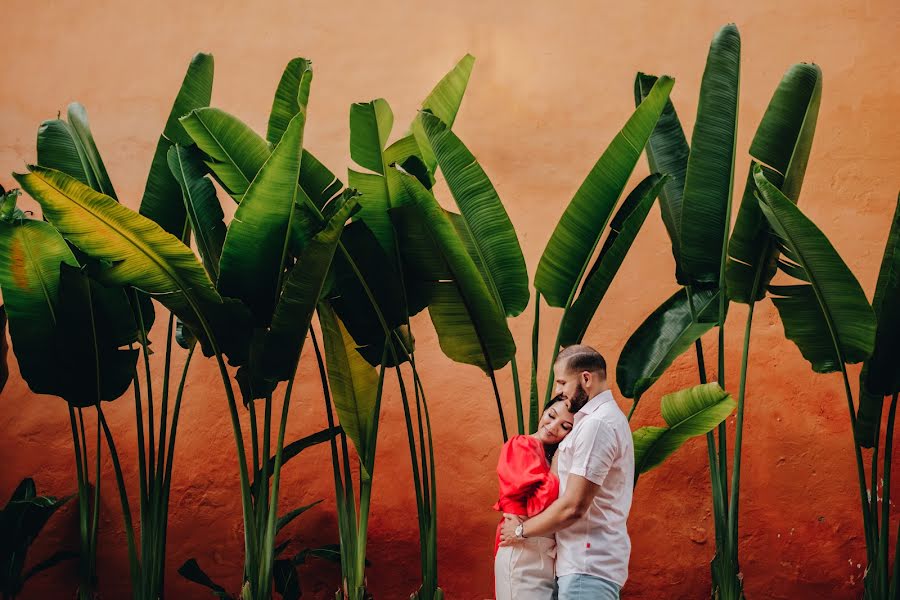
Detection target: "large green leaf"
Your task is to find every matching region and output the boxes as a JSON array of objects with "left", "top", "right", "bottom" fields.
[
  {"left": 267, "top": 58, "right": 312, "bottom": 146},
  {"left": 182, "top": 107, "right": 341, "bottom": 211},
  {"left": 391, "top": 169, "right": 515, "bottom": 371},
  {"left": 14, "top": 166, "right": 250, "bottom": 363},
  {"left": 167, "top": 144, "right": 225, "bottom": 280},
  {"left": 633, "top": 383, "right": 736, "bottom": 474},
  {"left": 217, "top": 113, "right": 310, "bottom": 325},
  {"left": 679, "top": 23, "right": 741, "bottom": 285},
  {"left": 318, "top": 302, "right": 383, "bottom": 478},
  {"left": 559, "top": 174, "right": 666, "bottom": 346},
  {"left": 634, "top": 73, "right": 689, "bottom": 282},
  {"left": 258, "top": 197, "right": 357, "bottom": 382},
  {"left": 855, "top": 193, "right": 900, "bottom": 447},
  {"left": 57, "top": 263, "right": 138, "bottom": 406},
  {"left": 410, "top": 54, "right": 475, "bottom": 175},
  {"left": 350, "top": 99, "right": 394, "bottom": 175},
  {"left": 535, "top": 75, "right": 674, "bottom": 307},
  {"left": 419, "top": 110, "right": 529, "bottom": 317},
  {"left": 617, "top": 286, "right": 719, "bottom": 400},
  {"left": 65, "top": 103, "right": 117, "bottom": 200},
  {"left": 726, "top": 63, "right": 822, "bottom": 303},
  {"left": 140, "top": 53, "right": 214, "bottom": 237},
  {"left": 755, "top": 165, "right": 875, "bottom": 372},
  {"left": 0, "top": 215, "right": 76, "bottom": 397}
]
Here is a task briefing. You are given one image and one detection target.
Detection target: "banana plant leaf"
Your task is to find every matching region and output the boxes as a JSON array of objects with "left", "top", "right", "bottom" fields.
[
  {"left": 535, "top": 75, "right": 674, "bottom": 307},
  {"left": 0, "top": 479, "right": 74, "bottom": 597},
  {"left": 0, "top": 305, "right": 8, "bottom": 393},
  {"left": 754, "top": 164, "right": 875, "bottom": 372},
  {"left": 36, "top": 103, "right": 156, "bottom": 340},
  {"left": 139, "top": 53, "right": 214, "bottom": 238},
  {"left": 726, "top": 63, "right": 822, "bottom": 303},
  {"left": 267, "top": 58, "right": 312, "bottom": 147},
  {"left": 678, "top": 23, "right": 740, "bottom": 286},
  {"left": 14, "top": 166, "right": 251, "bottom": 364},
  {"left": 410, "top": 53, "right": 475, "bottom": 176},
  {"left": 391, "top": 169, "right": 515, "bottom": 372},
  {"left": 0, "top": 212, "right": 77, "bottom": 397},
  {"left": 855, "top": 193, "right": 900, "bottom": 447},
  {"left": 418, "top": 110, "right": 529, "bottom": 317},
  {"left": 617, "top": 286, "right": 719, "bottom": 401},
  {"left": 181, "top": 108, "right": 341, "bottom": 209},
  {"left": 633, "top": 383, "right": 736, "bottom": 475},
  {"left": 318, "top": 302, "right": 384, "bottom": 479},
  {"left": 177, "top": 559, "right": 233, "bottom": 599},
  {"left": 57, "top": 264, "right": 139, "bottom": 406},
  {"left": 350, "top": 98, "right": 394, "bottom": 175},
  {"left": 167, "top": 144, "right": 225, "bottom": 281},
  {"left": 326, "top": 220, "right": 409, "bottom": 366},
  {"left": 218, "top": 113, "right": 314, "bottom": 326},
  {"left": 559, "top": 174, "right": 667, "bottom": 346},
  {"left": 634, "top": 73, "right": 689, "bottom": 282}
]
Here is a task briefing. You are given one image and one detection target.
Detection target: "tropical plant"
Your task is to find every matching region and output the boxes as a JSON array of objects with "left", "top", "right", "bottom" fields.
[
  {"left": 617, "top": 23, "right": 823, "bottom": 598},
  {"left": 853, "top": 192, "right": 900, "bottom": 599},
  {"left": 0, "top": 478, "right": 76, "bottom": 600}
]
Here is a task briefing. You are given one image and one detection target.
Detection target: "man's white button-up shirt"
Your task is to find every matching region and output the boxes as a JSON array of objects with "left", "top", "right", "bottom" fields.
[{"left": 555, "top": 389, "right": 634, "bottom": 586}]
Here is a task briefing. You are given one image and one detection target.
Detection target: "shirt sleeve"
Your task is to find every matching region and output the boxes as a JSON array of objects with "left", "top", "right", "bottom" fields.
[
  {"left": 568, "top": 418, "right": 618, "bottom": 486},
  {"left": 493, "top": 436, "right": 555, "bottom": 514}
]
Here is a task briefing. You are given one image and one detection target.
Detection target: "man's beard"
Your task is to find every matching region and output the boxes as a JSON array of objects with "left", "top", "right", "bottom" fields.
[{"left": 568, "top": 383, "right": 590, "bottom": 413}]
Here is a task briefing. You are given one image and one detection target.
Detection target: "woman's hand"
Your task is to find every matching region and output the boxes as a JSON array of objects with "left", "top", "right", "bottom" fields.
[{"left": 498, "top": 513, "right": 526, "bottom": 546}]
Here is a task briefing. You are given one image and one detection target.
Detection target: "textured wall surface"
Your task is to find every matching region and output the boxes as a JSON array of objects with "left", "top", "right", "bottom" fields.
[{"left": 1, "top": 1, "right": 898, "bottom": 598}]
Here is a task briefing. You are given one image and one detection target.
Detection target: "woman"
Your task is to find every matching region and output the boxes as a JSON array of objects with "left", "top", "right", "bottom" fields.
[{"left": 494, "top": 396, "right": 574, "bottom": 599}]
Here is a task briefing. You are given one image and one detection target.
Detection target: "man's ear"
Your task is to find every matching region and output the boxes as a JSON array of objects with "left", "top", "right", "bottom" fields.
[{"left": 581, "top": 371, "right": 591, "bottom": 387}]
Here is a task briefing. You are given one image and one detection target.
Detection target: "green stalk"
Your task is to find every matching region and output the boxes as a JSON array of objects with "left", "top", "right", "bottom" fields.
[
  {"left": 247, "top": 398, "right": 261, "bottom": 497},
  {"left": 89, "top": 408, "right": 101, "bottom": 587},
  {"left": 489, "top": 369, "right": 508, "bottom": 442},
  {"left": 98, "top": 407, "right": 140, "bottom": 588},
  {"left": 529, "top": 292, "right": 541, "bottom": 433},
  {"left": 878, "top": 393, "right": 897, "bottom": 594},
  {"left": 841, "top": 366, "right": 874, "bottom": 563},
  {"left": 510, "top": 357, "right": 524, "bottom": 435},
  {"left": 67, "top": 406, "right": 91, "bottom": 597},
  {"left": 130, "top": 296, "right": 150, "bottom": 524}
]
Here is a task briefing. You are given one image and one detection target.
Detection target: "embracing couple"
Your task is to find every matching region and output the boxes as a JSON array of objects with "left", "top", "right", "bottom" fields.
[{"left": 494, "top": 344, "right": 633, "bottom": 599}]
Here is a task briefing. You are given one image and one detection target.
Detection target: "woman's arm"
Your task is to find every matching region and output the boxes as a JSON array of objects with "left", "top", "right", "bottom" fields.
[{"left": 499, "top": 474, "right": 599, "bottom": 543}]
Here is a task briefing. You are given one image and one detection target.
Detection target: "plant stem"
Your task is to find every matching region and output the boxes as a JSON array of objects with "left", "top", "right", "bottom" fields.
[
  {"left": 529, "top": 292, "right": 541, "bottom": 433},
  {"left": 488, "top": 369, "right": 508, "bottom": 442},
  {"left": 841, "top": 366, "right": 874, "bottom": 563},
  {"left": 878, "top": 392, "right": 897, "bottom": 593},
  {"left": 727, "top": 300, "right": 756, "bottom": 551}
]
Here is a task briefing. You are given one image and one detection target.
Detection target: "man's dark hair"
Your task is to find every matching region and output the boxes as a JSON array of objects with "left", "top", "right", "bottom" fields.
[{"left": 556, "top": 344, "right": 606, "bottom": 380}]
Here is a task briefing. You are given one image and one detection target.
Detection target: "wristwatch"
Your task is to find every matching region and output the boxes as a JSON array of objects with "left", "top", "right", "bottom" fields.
[{"left": 514, "top": 522, "right": 526, "bottom": 539}]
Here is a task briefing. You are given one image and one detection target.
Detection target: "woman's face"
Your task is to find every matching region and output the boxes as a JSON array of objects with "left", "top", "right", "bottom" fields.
[{"left": 534, "top": 401, "right": 575, "bottom": 445}]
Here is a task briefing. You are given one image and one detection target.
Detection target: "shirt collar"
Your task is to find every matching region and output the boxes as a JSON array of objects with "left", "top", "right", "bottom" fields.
[{"left": 574, "top": 389, "right": 614, "bottom": 421}]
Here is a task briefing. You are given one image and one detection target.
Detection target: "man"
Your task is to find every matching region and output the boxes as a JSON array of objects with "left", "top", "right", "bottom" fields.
[{"left": 499, "top": 344, "right": 634, "bottom": 599}]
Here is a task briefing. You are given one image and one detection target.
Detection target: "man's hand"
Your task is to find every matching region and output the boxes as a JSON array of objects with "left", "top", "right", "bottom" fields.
[{"left": 498, "top": 513, "right": 525, "bottom": 547}]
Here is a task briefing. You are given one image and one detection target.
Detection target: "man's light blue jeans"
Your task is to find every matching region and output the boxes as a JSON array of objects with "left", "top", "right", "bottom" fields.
[{"left": 553, "top": 573, "right": 621, "bottom": 599}]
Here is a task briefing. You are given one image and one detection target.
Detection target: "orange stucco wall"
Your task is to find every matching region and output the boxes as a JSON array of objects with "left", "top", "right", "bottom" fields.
[{"left": 2, "top": 1, "right": 899, "bottom": 598}]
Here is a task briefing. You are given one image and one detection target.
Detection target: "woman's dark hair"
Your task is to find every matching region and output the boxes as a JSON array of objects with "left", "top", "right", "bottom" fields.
[{"left": 541, "top": 394, "right": 568, "bottom": 463}]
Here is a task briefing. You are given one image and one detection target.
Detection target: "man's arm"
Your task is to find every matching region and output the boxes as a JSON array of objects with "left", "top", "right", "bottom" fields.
[{"left": 499, "top": 474, "right": 598, "bottom": 543}]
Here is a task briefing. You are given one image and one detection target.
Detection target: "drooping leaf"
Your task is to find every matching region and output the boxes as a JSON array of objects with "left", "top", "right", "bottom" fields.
[
  {"left": 319, "top": 302, "right": 383, "bottom": 477},
  {"left": 535, "top": 75, "right": 674, "bottom": 307},
  {"left": 855, "top": 193, "right": 900, "bottom": 447},
  {"left": 252, "top": 427, "right": 341, "bottom": 491},
  {"left": 391, "top": 169, "right": 515, "bottom": 372},
  {"left": 755, "top": 165, "right": 875, "bottom": 372},
  {"left": 276, "top": 500, "right": 322, "bottom": 533},
  {"left": 14, "top": 166, "right": 250, "bottom": 363},
  {"left": 167, "top": 144, "right": 225, "bottom": 280},
  {"left": 267, "top": 57, "right": 312, "bottom": 146},
  {"left": 635, "top": 72, "right": 689, "bottom": 281},
  {"left": 177, "top": 559, "right": 233, "bottom": 599},
  {"left": 678, "top": 23, "right": 741, "bottom": 286},
  {"left": 410, "top": 54, "right": 475, "bottom": 175},
  {"left": 726, "top": 63, "right": 822, "bottom": 303},
  {"left": 57, "top": 263, "right": 138, "bottom": 406},
  {"left": 217, "top": 113, "right": 310, "bottom": 325},
  {"left": 617, "top": 286, "right": 719, "bottom": 400},
  {"left": 633, "top": 383, "right": 736, "bottom": 474},
  {"left": 559, "top": 174, "right": 666, "bottom": 346},
  {"left": 140, "top": 53, "right": 214, "bottom": 237},
  {"left": 0, "top": 215, "right": 77, "bottom": 397},
  {"left": 419, "top": 110, "right": 529, "bottom": 317}
]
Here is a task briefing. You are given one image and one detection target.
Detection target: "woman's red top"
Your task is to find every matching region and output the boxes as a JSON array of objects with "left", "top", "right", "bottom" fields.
[{"left": 493, "top": 435, "right": 559, "bottom": 555}]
